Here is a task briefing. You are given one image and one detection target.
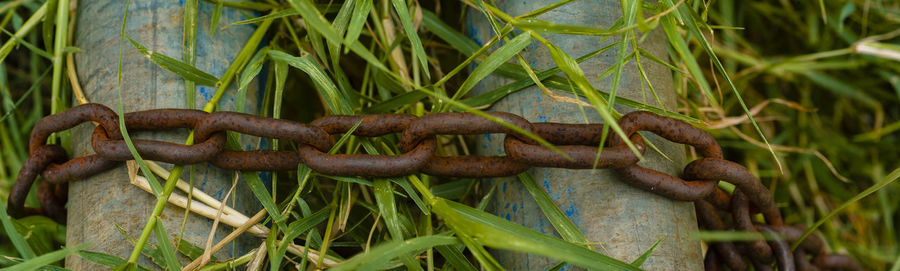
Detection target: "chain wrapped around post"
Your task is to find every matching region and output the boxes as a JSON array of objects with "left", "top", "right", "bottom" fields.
[{"left": 7, "top": 103, "right": 861, "bottom": 270}]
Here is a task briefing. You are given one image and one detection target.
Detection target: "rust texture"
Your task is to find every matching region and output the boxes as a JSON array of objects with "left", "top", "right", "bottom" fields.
[
  {"left": 7, "top": 103, "right": 859, "bottom": 270},
  {"left": 91, "top": 109, "right": 226, "bottom": 164},
  {"left": 399, "top": 112, "right": 537, "bottom": 151},
  {"left": 424, "top": 156, "right": 530, "bottom": 178}
]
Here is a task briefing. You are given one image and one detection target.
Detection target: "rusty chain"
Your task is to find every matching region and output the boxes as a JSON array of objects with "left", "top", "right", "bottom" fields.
[{"left": 6, "top": 103, "right": 860, "bottom": 270}]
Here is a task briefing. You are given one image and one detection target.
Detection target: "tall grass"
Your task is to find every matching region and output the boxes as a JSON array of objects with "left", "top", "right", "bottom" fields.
[{"left": 0, "top": 0, "right": 898, "bottom": 270}]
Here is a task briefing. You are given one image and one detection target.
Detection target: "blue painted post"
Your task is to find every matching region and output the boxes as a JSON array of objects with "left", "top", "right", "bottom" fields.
[
  {"left": 467, "top": 1, "right": 703, "bottom": 270},
  {"left": 65, "top": 1, "right": 263, "bottom": 269}
]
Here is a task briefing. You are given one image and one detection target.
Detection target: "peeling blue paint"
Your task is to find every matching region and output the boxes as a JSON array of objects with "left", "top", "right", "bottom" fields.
[
  {"left": 197, "top": 86, "right": 213, "bottom": 102},
  {"left": 542, "top": 175, "right": 552, "bottom": 193},
  {"left": 564, "top": 202, "right": 578, "bottom": 217}
]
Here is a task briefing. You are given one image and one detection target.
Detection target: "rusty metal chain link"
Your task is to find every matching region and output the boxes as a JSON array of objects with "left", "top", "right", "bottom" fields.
[{"left": 6, "top": 103, "right": 861, "bottom": 270}]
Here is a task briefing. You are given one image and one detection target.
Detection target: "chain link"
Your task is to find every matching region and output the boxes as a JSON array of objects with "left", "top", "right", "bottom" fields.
[{"left": 6, "top": 103, "right": 861, "bottom": 270}]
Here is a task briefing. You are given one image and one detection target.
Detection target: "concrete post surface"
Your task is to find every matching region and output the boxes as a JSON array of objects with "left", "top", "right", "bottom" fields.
[
  {"left": 466, "top": 1, "right": 703, "bottom": 270},
  {"left": 66, "top": 1, "right": 263, "bottom": 269}
]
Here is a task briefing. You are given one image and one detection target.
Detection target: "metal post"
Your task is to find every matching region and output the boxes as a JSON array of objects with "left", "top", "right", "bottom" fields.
[
  {"left": 467, "top": 1, "right": 703, "bottom": 269},
  {"left": 65, "top": 1, "right": 263, "bottom": 269}
]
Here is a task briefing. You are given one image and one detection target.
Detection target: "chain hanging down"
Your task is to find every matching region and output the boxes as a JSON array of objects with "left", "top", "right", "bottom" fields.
[{"left": 8, "top": 103, "right": 860, "bottom": 270}]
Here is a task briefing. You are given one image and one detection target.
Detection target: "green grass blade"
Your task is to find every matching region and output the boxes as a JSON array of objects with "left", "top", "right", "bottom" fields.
[
  {"left": 287, "top": 0, "right": 388, "bottom": 72},
  {"left": 330, "top": 235, "right": 459, "bottom": 271},
  {"left": 421, "top": 9, "right": 479, "bottom": 56},
  {"left": 659, "top": 9, "right": 716, "bottom": 106},
  {"left": 49, "top": 0, "right": 69, "bottom": 115},
  {"left": 1, "top": 243, "right": 86, "bottom": 271},
  {"left": 391, "top": 0, "right": 429, "bottom": 79},
  {"left": 3, "top": 216, "right": 62, "bottom": 257},
  {"left": 460, "top": 44, "right": 611, "bottom": 108},
  {"left": 0, "top": 68, "right": 49, "bottom": 123},
  {"left": 453, "top": 32, "right": 532, "bottom": 102},
  {"left": 637, "top": 48, "right": 684, "bottom": 75},
  {"left": 271, "top": 207, "right": 331, "bottom": 269},
  {"left": 182, "top": 0, "right": 198, "bottom": 109},
  {"left": 173, "top": 239, "right": 207, "bottom": 261},
  {"left": 0, "top": 28, "right": 53, "bottom": 60},
  {"left": 328, "top": 0, "right": 354, "bottom": 64},
  {"left": 342, "top": 0, "right": 372, "bottom": 49},
  {"left": 242, "top": 171, "right": 285, "bottom": 228},
  {"left": 518, "top": 0, "right": 576, "bottom": 18},
  {"left": 0, "top": 2, "right": 46, "bottom": 63},
  {"left": 365, "top": 90, "right": 427, "bottom": 113},
  {"left": 393, "top": 177, "right": 428, "bottom": 214},
  {"left": 792, "top": 167, "right": 900, "bottom": 250},
  {"left": 517, "top": 173, "right": 589, "bottom": 247},
  {"left": 433, "top": 198, "right": 639, "bottom": 270},
  {"left": 77, "top": 250, "right": 152, "bottom": 271},
  {"left": 434, "top": 245, "right": 478, "bottom": 271},
  {"left": 203, "top": 12, "right": 275, "bottom": 112},
  {"left": 608, "top": 0, "right": 639, "bottom": 110},
  {"left": 374, "top": 179, "right": 424, "bottom": 271},
  {"left": 433, "top": 24, "right": 512, "bottom": 90},
  {"left": 235, "top": 47, "right": 268, "bottom": 113},
  {"left": 125, "top": 36, "right": 219, "bottom": 87},
  {"left": 40, "top": 0, "right": 56, "bottom": 53},
  {"left": 151, "top": 216, "right": 181, "bottom": 271},
  {"left": 224, "top": 9, "right": 298, "bottom": 28},
  {"left": 269, "top": 50, "right": 353, "bottom": 114},
  {"left": 198, "top": 0, "right": 273, "bottom": 11},
  {"left": 209, "top": 1, "right": 223, "bottom": 36},
  {"left": 630, "top": 236, "right": 664, "bottom": 267},
  {"left": 0, "top": 200, "right": 34, "bottom": 259}
]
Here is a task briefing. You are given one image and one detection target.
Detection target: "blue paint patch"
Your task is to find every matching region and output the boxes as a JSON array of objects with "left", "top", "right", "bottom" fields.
[
  {"left": 464, "top": 16, "right": 483, "bottom": 46},
  {"left": 542, "top": 175, "right": 552, "bottom": 193},
  {"left": 512, "top": 204, "right": 517, "bottom": 213},
  {"left": 537, "top": 114, "right": 547, "bottom": 122},
  {"left": 502, "top": 182, "right": 507, "bottom": 192},
  {"left": 504, "top": 203, "right": 510, "bottom": 209},
  {"left": 197, "top": 86, "right": 213, "bottom": 103},
  {"left": 564, "top": 202, "right": 578, "bottom": 217},
  {"left": 505, "top": 213, "right": 511, "bottom": 221}
]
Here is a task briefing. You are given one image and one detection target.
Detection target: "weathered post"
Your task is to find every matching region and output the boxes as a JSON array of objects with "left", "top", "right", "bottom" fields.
[
  {"left": 467, "top": 1, "right": 704, "bottom": 269},
  {"left": 66, "top": 1, "right": 262, "bottom": 269}
]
